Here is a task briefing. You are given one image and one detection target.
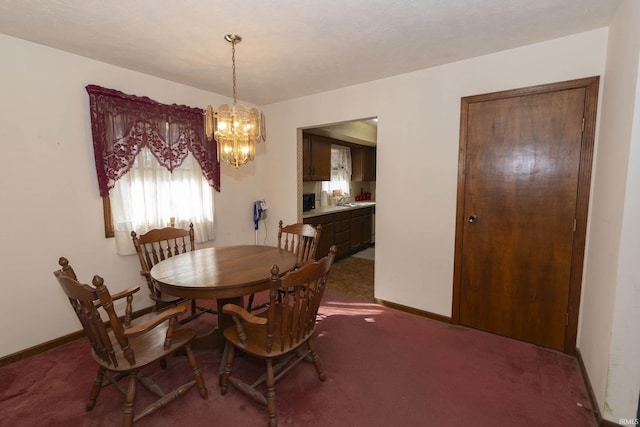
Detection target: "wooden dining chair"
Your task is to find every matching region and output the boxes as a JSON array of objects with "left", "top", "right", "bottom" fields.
[
  {"left": 246, "top": 221, "right": 322, "bottom": 312},
  {"left": 131, "top": 223, "right": 215, "bottom": 321},
  {"left": 53, "top": 257, "right": 208, "bottom": 427},
  {"left": 219, "top": 246, "right": 337, "bottom": 427}
]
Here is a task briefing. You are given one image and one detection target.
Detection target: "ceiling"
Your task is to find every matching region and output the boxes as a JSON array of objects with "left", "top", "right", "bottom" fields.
[{"left": 0, "top": 0, "right": 621, "bottom": 106}]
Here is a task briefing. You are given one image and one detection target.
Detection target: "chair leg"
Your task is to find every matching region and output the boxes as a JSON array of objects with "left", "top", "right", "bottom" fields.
[
  {"left": 219, "top": 342, "right": 235, "bottom": 395},
  {"left": 86, "top": 366, "right": 105, "bottom": 411},
  {"left": 265, "top": 358, "right": 277, "bottom": 427},
  {"left": 247, "top": 292, "right": 270, "bottom": 312},
  {"left": 123, "top": 373, "right": 136, "bottom": 427},
  {"left": 246, "top": 293, "right": 255, "bottom": 311},
  {"left": 184, "top": 344, "right": 208, "bottom": 399},
  {"left": 307, "top": 338, "right": 326, "bottom": 381}
]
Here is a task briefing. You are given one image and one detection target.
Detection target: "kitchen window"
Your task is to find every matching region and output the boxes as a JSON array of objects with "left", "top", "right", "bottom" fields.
[{"left": 321, "top": 145, "right": 352, "bottom": 195}]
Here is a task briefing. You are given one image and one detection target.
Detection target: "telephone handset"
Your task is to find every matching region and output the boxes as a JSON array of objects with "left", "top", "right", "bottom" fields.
[{"left": 253, "top": 200, "right": 267, "bottom": 230}]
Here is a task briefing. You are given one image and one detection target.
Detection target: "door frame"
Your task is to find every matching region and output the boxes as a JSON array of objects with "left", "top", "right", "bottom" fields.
[{"left": 451, "top": 76, "right": 600, "bottom": 355}]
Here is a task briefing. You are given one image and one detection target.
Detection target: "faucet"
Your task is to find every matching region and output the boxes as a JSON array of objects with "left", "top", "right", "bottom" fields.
[{"left": 336, "top": 196, "right": 348, "bottom": 206}]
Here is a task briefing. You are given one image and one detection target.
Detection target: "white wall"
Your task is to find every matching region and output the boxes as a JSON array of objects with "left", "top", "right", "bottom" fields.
[
  {"left": 264, "top": 28, "right": 608, "bottom": 316},
  {"left": 581, "top": 0, "right": 640, "bottom": 423},
  {"left": 0, "top": 34, "right": 267, "bottom": 356}
]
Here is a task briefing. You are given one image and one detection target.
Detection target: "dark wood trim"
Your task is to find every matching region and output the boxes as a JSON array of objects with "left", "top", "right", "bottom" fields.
[
  {"left": 575, "top": 349, "right": 625, "bottom": 427},
  {"left": 576, "top": 349, "right": 605, "bottom": 425},
  {"left": 451, "top": 90, "right": 470, "bottom": 326},
  {"left": 0, "top": 330, "right": 86, "bottom": 368},
  {"left": 451, "top": 76, "right": 600, "bottom": 355},
  {"left": 102, "top": 195, "right": 114, "bottom": 238},
  {"left": 0, "top": 305, "right": 153, "bottom": 368},
  {"left": 566, "top": 76, "right": 600, "bottom": 356},
  {"left": 374, "top": 298, "right": 452, "bottom": 323}
]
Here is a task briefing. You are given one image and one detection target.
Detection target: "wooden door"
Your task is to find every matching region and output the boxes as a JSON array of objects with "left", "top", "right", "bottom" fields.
[{"left": 452, "top": 77, "right": 599, "bottom": 354}]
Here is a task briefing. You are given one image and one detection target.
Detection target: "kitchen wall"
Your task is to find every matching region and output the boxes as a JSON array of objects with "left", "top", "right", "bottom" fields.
[{"left": 302, "top": 180, "right": 376, "bottom": 206}]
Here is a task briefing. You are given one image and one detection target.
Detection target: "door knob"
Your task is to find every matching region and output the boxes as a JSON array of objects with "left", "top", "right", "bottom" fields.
[{"left": 468, "top": 215, "right": 477, "bottom": 223}]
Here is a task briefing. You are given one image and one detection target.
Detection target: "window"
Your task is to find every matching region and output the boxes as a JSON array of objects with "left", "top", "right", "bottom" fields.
[
  {"left": 86, "top": 85, "right": 220, "bottom": 254},
  {"left": 321, "top": 145, "right": 352, "bottom": 196},
  {"left": 110, "top": 146, "right": 215, "bottom": 255}
]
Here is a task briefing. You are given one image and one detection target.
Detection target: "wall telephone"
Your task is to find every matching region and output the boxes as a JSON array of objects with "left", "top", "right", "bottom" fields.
[{"left": 253, "top": 200, "right": 267, "bottom": 230}]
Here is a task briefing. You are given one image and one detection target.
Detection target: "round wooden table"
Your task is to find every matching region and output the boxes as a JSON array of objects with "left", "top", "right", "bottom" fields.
[{"left": 150, "top": 245, "right": 297, "bottom": 351}]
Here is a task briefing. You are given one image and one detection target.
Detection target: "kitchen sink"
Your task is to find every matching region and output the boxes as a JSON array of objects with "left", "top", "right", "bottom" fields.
[{"left": 336, "top": 201, "right": 375, "bottom": 208}]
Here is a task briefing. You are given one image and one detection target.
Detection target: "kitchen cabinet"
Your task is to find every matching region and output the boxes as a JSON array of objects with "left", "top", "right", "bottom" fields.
[
  {"left": 333, "top": 211, "right": 351, "bottom": 257},
  {"left": 304, "top": 206, "right": 373, "bottom": 259},
  {"left": 350, "top": 208, "right": 372, "bottom": 251},
  {"left": 351, "top": 146, "right": 376, "bottom": 181},
  {"left": 304, "top": 213, "right": 334, "bottom": 259},
  {"left": 302, "top": 133, "right": 331, "bottom": 181}
]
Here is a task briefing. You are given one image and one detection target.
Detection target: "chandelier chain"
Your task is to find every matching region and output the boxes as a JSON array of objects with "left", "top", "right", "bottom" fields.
[{"left": 231, "top": 40, "right": 237, "bottom": 106}]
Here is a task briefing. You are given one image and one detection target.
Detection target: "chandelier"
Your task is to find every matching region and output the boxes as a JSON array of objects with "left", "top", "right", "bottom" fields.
[{"left": 205, "top": 34, "right": 265, "bottom": 168}]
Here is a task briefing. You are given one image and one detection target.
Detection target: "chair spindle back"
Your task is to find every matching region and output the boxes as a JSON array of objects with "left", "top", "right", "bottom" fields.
[
  {"left": 266, "top": 246, "right": 336, "bottom": 353},
  {"left": 277, "top": 221, "right": 322, "bottom": 268},
  {"left": 54, "top": 257, "right": 130, "bottom": 367},
  {"left": 131, "top": 223, "right": 195, "bottom": 295}
]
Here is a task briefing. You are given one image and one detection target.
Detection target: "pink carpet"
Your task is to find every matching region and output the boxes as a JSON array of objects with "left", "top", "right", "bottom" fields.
[{"left": 0, "top": 290, "right": 596, "bottom": 426}]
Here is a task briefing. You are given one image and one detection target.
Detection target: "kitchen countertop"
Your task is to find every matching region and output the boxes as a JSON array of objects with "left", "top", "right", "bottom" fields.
[{"left": 302, "top": 202, "right": 375, "bottom": 219}]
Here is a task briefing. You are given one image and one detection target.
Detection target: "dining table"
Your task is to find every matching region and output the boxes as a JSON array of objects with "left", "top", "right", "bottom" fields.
[{"left": 150, "top": 244, "right": 298, "bottom": 352}]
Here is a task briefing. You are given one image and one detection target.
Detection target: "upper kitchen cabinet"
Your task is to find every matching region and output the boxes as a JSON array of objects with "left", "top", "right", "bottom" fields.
[
  {"left": 351, "top": 146, "right": 376, "bottom": 181},
  {"left": 303, "top": 133, "right": 331, "bottom": 181}
]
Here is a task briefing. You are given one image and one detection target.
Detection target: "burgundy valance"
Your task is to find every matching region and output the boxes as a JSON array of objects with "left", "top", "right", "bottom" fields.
[{"left": 86, "top": 85, "right": 220, "bottom": 197}]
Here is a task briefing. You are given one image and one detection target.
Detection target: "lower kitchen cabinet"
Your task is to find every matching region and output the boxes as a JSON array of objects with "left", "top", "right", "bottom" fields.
[
  {"left": 304, "top": 206, "right": 373, "bottom": 259},
  {"left": 333, "top": 211, "right": 351, "bottom": 257},
  {"left": 351, "top": 208, "right": 372, "bottom": 251},
  {"left": 304, "top": 213, "right": 334, "bottom": 259}
]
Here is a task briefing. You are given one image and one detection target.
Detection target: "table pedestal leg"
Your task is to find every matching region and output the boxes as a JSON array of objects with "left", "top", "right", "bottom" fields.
[{"left": 189, "top": 296, "right": 243, "bottom": 354}]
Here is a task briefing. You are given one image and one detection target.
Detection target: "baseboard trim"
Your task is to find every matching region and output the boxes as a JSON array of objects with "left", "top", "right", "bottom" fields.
[
  {"left": 0, "top": 305, "right": 153, "bottom": 368},
  {"left": 0, "top": 330, "right": 85, "bottom": 368},
  {"left": 576, "top": 349, "right": 623, "bottom": 427},
  {"left": 373, "top": 298, "right": 452, "bottom": 323}
]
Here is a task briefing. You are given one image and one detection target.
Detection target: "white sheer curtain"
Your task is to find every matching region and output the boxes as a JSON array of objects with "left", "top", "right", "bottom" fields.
[
  {"left": 110, "top": 147, "right": 215, "bottom": 255},
  {"left": 321, "top": 145, "right": 352, "bottom": 196}
]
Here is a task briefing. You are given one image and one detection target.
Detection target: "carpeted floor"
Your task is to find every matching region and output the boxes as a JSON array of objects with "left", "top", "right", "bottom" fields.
[
  {"left": 0, "top": 289, "right": 597, "bottom": 426},
  {"left": 0, "top": 259, "right": 598, "bottom": 427},
  {"left": 326, "top": 256, "right": 374, "bottom": 300}
]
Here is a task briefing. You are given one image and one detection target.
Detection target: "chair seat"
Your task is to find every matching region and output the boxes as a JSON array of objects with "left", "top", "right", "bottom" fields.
[{"left": 98, "top": 325, "right": 196, "bottom": 372}]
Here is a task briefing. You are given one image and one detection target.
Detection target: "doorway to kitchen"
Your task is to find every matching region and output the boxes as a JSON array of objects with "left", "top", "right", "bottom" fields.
[{"left": 299, "top": 117, "right": 377, "bottom": 298}]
